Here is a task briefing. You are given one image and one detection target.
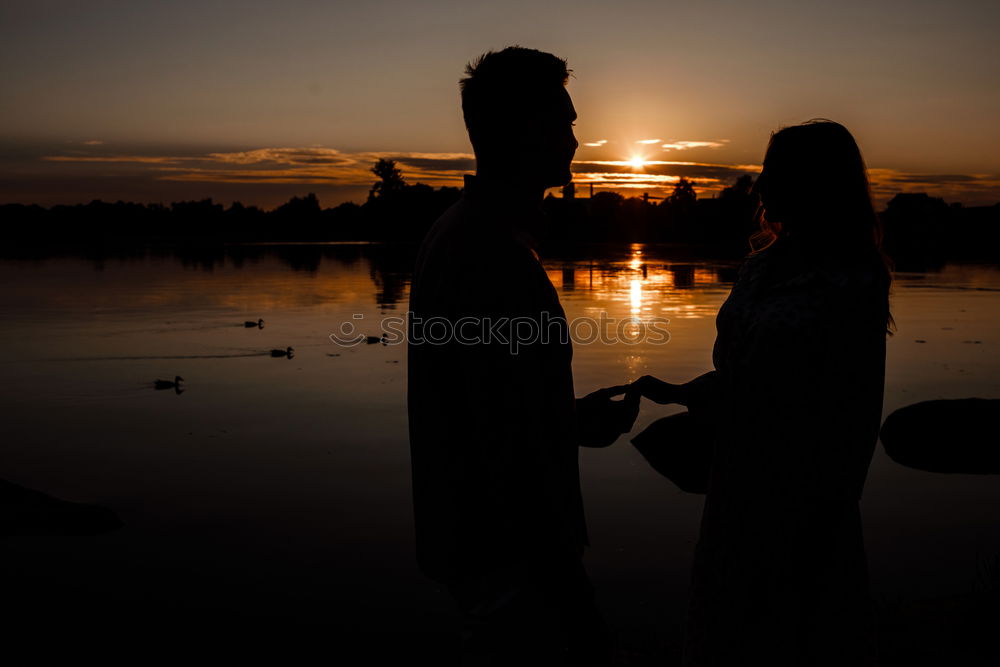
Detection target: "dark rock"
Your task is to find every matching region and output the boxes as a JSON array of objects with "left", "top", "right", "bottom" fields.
[
  {"left": 0, "top": 479, "right": 124, "bottom": 536},
  {"left": 880, "top": 399, "right": 1000, "bottom": 474}
]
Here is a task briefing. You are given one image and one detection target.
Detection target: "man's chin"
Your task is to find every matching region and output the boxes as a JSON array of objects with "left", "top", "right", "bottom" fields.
[{"left": 547, "top": 170, "right": 575, "bottom": 189}]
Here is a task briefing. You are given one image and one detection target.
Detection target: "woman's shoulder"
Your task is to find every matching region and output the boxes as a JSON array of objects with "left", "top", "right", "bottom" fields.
[
  {"left": 742, "top": 240, "right": 884, "bottom": 324},
  {"left": 747, "top": 237, "right": 884, "bottom": 290}
]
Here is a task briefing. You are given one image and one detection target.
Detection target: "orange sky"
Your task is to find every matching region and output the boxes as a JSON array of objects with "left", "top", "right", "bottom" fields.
[{"left": 2, "top": 1, "right": 998, "bottom": 209}]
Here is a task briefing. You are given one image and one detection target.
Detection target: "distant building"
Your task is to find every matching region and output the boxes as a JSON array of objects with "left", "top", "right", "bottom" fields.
[{"left": 562, "top": 181, "right": 575, "bottom": 199}]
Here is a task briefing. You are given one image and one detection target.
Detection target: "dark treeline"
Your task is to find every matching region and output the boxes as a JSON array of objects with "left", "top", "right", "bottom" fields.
[{"left": 3, "top": 158, "right": 998, "bottom": 266}]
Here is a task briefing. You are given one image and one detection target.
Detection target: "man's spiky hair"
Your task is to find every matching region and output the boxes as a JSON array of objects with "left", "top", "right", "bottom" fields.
[{"left": 459, "top": 46, "right": 571, "bottom": 149}]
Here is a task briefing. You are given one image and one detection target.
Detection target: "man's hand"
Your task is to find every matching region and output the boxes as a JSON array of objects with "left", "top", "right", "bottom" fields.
[
  {"left": 629, "top": 375, "right": 682, "bottom": 405},
  {"left": 576, "top": 385, "right": 641, "bottom": 448}
]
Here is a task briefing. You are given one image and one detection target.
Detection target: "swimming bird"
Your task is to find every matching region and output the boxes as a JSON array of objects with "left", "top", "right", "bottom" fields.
[
  {"left": 366, "top": 334, "right": 386, "bottom": 345},
  {"left": 245, "top": 318, "right": 264, "bottom": 328},
  {"left": 270, "top": 346, "right": 294, "bottom": 358},
  {"left": 154, "top": 376, "right": 184, "bottom": 390}
]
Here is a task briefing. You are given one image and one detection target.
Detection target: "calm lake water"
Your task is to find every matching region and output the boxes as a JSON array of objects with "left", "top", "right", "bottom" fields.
[{"left": 1, "top": 243, "right": 998, "bottom": 651}]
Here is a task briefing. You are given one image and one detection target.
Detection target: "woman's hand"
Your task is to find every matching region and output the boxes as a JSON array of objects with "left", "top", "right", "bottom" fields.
[
  {"left": 629, "top": 375, "right": 682, "bottom": 405},
  {"left": 576, "top": 385, "right": 641, "bottom": 447}
]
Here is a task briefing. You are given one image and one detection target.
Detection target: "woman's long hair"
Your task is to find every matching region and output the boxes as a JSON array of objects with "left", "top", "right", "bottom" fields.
[{"left": 750, "top": 119, "right": 895, "bottom": 335}]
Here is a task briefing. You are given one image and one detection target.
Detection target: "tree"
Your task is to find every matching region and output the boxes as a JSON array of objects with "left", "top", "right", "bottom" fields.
[
  {"left": 881, "top": 192, "right": 950, "bottom": 268},
  {"left": 368, "top": 159, "right": 406, "bottom": 201},
  {"left": 719, "top": 174, "right": 754, "bottom": 201},
  {"left": 274, "top": 192, "right": 321, "bottom": 218},
  {"left": 668, "top": 178, "right": 697, "bottom": 207}
]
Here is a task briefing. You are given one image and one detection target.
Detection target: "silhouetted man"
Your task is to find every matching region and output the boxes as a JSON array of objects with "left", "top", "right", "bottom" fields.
[{"left": 407, "top": 47, "right": 637, "bottom": 665}]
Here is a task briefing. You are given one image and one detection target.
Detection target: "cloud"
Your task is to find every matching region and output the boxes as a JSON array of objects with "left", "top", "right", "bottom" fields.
[
  {"left": 37, "top": 147, "right": 759, "bottom": 200},
  {"left": 22, "top": 142, "right": 1000, "bottom": 207},
  {"left": 635, "top": 138, "right": 662, "bottom": 145},
  {"left": 867, "top": 168, "right": 1000, "bottom": 202},
  {"left": 156, "top": 168, "right": 344, "bottom": 185},
  {"left": 570, "top": 160, "right": 761, "bottom": 196},
  {"left": 43, "top": 146, "right": 476, "bottom": 189},
  {"left": 82, "top": 140, "right": 104, "bottom": 146},
  {"left": 571, "top": 172, "right": 712, "bottom": 188},
  {"left": 44, "top": 154, "right": 189, "bottom": 164},
  {"left": 573, "top": 159, "right": 760, "bottom": 180},
  {"left": 583, "top": 139, "right": 607, "bottom": 147},
  {"left": 569, "top": 161, "right": 1000, "bottom": 204},
  {"left": 206, "top": 147, "right": 355, "bottom": 166},
  {"left": 377, "top": 152, "right": 475, "bottom": 174},
  {"left": 660, "top": 140, "right": 729, "bottom": 151},
  {"left": 872, "top": 170, "right": 987, "bottom": 186}
]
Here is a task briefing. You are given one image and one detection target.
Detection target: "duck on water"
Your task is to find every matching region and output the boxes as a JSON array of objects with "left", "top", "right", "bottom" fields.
[
  {"left": 154, "top": 376, "right": 183, "bottom": 390},
  {"left": 154, "top": 376, "right": 184, "bottom": 394}
]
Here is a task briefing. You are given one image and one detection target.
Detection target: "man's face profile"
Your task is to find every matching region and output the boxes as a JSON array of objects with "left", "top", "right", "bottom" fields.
[{"left": 516, "top": 85, "right": 578, "bottom": 190}]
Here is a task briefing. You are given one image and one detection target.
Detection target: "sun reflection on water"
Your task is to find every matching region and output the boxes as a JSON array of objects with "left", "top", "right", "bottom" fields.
[{"left": 630, "top": 278, "right": 642, "bottom": 314}]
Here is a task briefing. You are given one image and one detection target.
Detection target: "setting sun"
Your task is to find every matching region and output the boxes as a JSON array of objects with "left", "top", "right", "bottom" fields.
[{"left": 628, "top": 156, "right": 647, "bottom": 170}]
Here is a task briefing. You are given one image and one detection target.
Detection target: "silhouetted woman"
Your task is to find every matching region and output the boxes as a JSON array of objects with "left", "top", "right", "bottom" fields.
[{"left": 632, "top": 120, "right": 893, "bottom": 666}]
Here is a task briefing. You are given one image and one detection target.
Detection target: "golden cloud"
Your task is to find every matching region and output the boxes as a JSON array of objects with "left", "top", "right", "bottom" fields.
[
  {"left": 44, "top": 154, "right": 189, "bottom": 164},
  {"left": 660, "top": 140, "right": 729, "bottom": 151},
  {"left": 43, "top": 147, "right": 474, "bottom": 188},
  {"left": 33, "top": 144, "right": 1000, "bottom": 206}
]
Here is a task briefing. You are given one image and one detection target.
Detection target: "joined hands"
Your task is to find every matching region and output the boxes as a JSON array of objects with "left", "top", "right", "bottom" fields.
[
  {"left": 576, "top": 385, "right": 640, "bottom": 447},
  {"left": 628, "top": 375, "right": 684, "bottom": 405},
  {"left": 576, "top": 375, "right": 694, "bottom": 447}
]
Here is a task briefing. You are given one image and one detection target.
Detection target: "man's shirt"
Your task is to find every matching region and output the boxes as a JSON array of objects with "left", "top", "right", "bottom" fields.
[{"left": 407, "top": 174, "right": 588, "bottom": 584}]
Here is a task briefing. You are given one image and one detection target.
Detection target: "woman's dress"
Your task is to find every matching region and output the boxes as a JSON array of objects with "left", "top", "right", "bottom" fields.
[{"left": 682, "top": 236, "right": 889, "bottom": 666}]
